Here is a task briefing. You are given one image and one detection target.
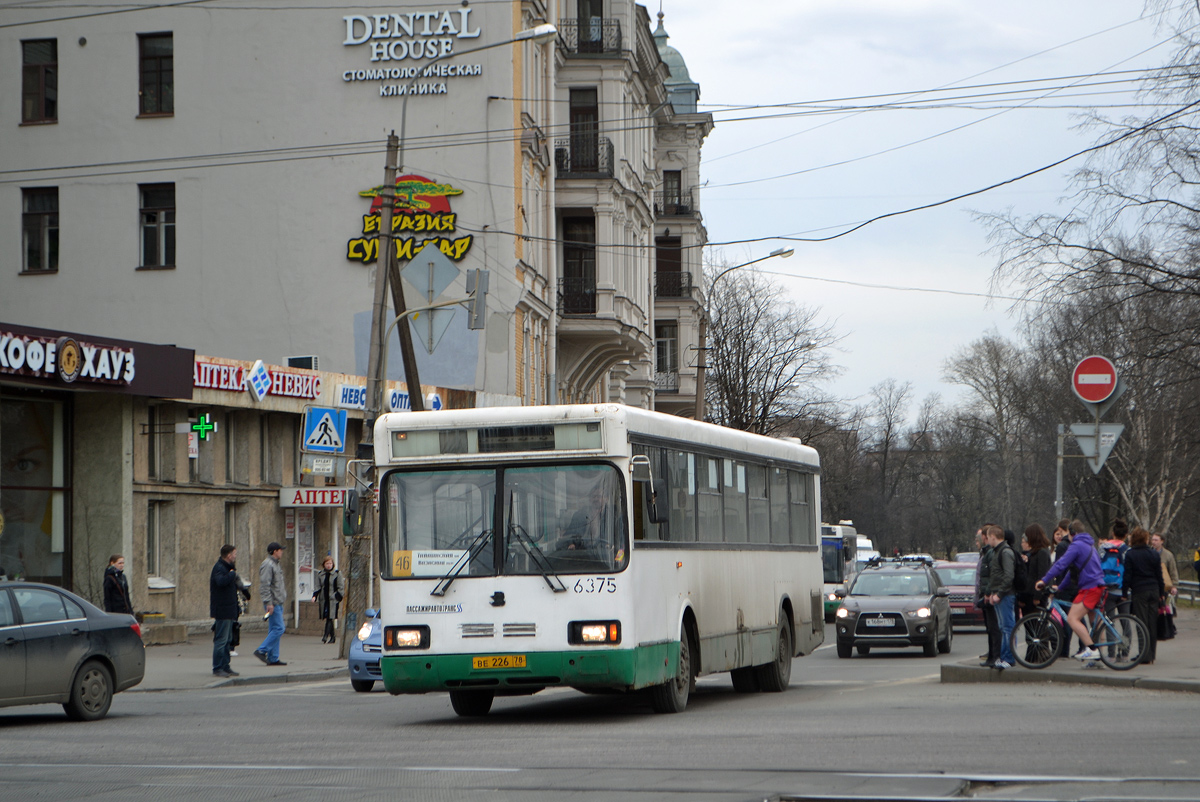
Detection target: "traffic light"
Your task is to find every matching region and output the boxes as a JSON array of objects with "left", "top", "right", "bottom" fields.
[{"left": 466, "top": 269, "right": 489, "bottom": 330}]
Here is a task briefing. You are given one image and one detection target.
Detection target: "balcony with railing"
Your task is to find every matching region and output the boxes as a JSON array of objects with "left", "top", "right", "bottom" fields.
[
  {"left": 653, "top": 189, "right": 697, "bottom": 218},
  {"left": 557, "top": 18, "right": 622, "bottom": 55},
  {"left": 655, "top": 271, "right": 692, "bottom": 299},
  {"left": 655, "top": 371, "right": 680, "bottom": 393},
  {"left": 555, "top": 136, "right": 614, "bottom": 178},
  {"left": 558, "top": 276, "right": 597, "bottom": 315}
]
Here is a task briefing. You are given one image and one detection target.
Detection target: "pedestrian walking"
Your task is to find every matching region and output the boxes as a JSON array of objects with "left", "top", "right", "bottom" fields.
[
  {"left": 312, "top": 556, "right": 345, "bottom": 644},
  {"left": 210, "top": 545, "right": 243, "bottom": 678},
  {"left": 983, "top": 525, "right": 1017, "bottom": 670},
  {"left": 1152, "top": 534, "right": 1179, "bottom": 639},
  {"left": 1123, "top": 527, "right": 1164, "bottom": 664},
  {"left": 102, "top": 554, "right": 134, "bottom": 615},
  {"left": 254, "top": 541, "right": 288, "bottom": 666}
]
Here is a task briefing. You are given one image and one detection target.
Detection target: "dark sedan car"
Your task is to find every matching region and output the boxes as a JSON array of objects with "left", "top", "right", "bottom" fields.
[
  {"left": 0, "top": 581, "right": 145, "bottom": 720},
  {"left": 833, "top": 558, "right": 952, "bottom": 658}
]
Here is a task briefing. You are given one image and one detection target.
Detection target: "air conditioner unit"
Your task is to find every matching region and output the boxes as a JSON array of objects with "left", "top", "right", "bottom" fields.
[{"left": 286, "top": 355, "right": 319, "bottom": 370}]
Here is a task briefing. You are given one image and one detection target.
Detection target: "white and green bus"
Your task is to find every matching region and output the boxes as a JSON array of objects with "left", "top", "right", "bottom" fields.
[{"left": 371, "top": 404, "right": 825, "bottom": 716}]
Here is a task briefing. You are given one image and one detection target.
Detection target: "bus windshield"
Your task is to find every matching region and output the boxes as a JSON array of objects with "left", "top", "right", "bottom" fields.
[{"left": 381, "top": 463, "right": 628, "bottom": 579}]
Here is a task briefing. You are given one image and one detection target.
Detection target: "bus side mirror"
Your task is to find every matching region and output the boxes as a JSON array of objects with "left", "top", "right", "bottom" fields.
[
  {"left": 343, "top": 488, "right": 364, "bottom": 535},
  {"left": 647, "top": 478, "right": 669, "bottom": 525}
]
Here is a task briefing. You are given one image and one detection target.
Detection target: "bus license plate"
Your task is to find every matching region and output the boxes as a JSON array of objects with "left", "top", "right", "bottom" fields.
[{"left": 472, "top": 654, "right": 527, "bottom": 670}]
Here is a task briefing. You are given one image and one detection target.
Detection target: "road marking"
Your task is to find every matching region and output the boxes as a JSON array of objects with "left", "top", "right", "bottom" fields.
[{"left": 0, "top": 762, "right": 520, "bottom": 773}]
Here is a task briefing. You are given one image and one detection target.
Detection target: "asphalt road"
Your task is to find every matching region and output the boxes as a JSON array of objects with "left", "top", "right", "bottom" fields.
[{"left": 2, "top": 626, "right": 1198, "bottom": 801}]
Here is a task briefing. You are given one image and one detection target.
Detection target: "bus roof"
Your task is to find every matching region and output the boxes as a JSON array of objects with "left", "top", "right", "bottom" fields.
[{"left": 374, "top": 403, "right": 820, "bottom": 468}]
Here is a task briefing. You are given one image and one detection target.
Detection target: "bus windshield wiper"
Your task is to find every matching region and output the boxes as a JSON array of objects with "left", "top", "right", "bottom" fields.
[
  {"left": 507, "top": 521, "right": 567, "bottom": 593},
  {"left": 505, "top": 491, "right": 566, "bottom": 593},
  {"left": 430, "top": 528, "right": 494, "bottom": 597}
]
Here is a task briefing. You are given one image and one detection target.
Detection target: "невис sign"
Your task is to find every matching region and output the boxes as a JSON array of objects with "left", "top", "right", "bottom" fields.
[{"left": 346, "top": 174, "right": 473, "bottom": 265}]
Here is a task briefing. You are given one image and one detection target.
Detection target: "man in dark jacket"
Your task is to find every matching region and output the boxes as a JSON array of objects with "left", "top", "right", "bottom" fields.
[
  {"left": 1123, "top": 528, "right": 1165, "bottom": 664},
  {"left": 984, "top": 525, "right": 1017, "bottom": 669},
  {"left": 210, "top": 544, "right": 242, "bottom": 678}
]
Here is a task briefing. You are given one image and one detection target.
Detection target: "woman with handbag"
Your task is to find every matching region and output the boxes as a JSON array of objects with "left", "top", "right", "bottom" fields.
[{"left": 312, "top": 556, "right": 346, "bottom": 644}]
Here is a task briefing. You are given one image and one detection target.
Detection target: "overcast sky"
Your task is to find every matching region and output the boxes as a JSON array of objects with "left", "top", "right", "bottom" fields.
[{"left": 658, "top": 0, "right": 1172, "bottom": 415}]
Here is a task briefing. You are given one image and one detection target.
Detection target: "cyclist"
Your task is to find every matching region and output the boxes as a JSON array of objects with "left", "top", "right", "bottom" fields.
[{"left": 1035, "top": 518, "right": 1105, "bottom": 662}]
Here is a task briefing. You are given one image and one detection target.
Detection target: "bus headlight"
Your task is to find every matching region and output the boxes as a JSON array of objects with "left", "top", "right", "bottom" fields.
[
  {"left": 568, "top": 621, "right": 621, "bottom": 645},
  {"left": 827, "top": 593, "right": 839, "bottom": 601},
  {"left": 384, "top": 625, "right": 430, "bottom": 650}
]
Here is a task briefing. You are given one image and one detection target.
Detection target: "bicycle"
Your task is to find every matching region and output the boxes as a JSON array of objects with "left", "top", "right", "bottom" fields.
[{"left": 1009, "top": 590, "right": 1149, "bottom": 671}]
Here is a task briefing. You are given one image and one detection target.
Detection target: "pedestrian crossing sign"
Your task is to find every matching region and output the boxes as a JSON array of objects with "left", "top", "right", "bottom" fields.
[{"left": 304, "top": 407, "right": 347, "bottom": 454}]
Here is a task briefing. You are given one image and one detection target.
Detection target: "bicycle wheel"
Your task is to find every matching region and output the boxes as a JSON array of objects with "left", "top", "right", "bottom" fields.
[
  {"left": 1097, "top": 614, "right": 1149, "bottom": 671},
  {"left": 1010, "top": 613, "right": 1062, "bottom": 669}
]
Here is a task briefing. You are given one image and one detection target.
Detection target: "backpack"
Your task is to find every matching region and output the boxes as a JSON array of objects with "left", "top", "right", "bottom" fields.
[{"left": 1100, "top": 542, "right": 1125, "bottom": 589}]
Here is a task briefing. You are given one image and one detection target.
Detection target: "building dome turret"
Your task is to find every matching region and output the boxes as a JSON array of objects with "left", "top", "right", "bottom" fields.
[{"left": 653, "top": 12, "right": 700, "bottom": 113}]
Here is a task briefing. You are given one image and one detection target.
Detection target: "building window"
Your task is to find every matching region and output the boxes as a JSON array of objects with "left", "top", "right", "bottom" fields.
[
  {"left": 147, "top": 500, "right": 161, "bottom": 576},
  {"left": 140, "top": 183, "right": 175, "bottom": 268},
  {"left": 655, "top": 322, "right": 678, "bottom": 392},
  {"left": 569, "top": 88, "right": 599, "bottom": 170},
  {"left": 21, "top": 39, "right": 57, "bottom": 123},
  {"left": 22, "top": 188, "right": 59, "bottom": 273},
  {"left": 662, "top": 170, "right": 682, "bottom": 205},
  {"left": 139, "top": 33, "right": 173, "bottom": 115},
  {"left": 561, "top": 216, "right": 596, "bottom": 314}
]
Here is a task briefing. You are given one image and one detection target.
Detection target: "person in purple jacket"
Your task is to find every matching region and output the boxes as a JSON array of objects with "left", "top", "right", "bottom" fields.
[{"left": 1035, "top": 518, "right": 1106, "bottom": 661}]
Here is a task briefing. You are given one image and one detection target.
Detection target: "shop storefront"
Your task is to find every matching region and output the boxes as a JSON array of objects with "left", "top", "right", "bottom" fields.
[{"left": 0, "top": 322, "right": 194, "bottom": 596}]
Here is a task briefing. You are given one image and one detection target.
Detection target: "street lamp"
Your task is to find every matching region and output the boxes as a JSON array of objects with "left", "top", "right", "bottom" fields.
[{"left": 694, "top": 247, "right": 794, "bottom": 419}]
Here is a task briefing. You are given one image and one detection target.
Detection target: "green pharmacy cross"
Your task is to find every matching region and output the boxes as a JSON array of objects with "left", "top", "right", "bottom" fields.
[{"left": 191, "top": 412, "right": 217, "bottom": 441}]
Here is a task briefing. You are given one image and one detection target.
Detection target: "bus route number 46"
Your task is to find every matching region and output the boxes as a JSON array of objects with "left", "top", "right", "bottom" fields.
[{"left": 574, "top": 577, "right": 616, "bottom": 594}]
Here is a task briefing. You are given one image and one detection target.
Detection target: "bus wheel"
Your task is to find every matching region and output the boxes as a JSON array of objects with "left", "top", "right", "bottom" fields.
[
  {"left": 650, "top": 629, "right": 694, "bottom": 714},
  {"left": 755, "top": 621, "right": 793, "bottom": 692},
  {"left": 730, "top": 667, "right": 759, "bottom": 693},
  {"left": 449, "top": 690, "right": 494, "bottom": 717}
]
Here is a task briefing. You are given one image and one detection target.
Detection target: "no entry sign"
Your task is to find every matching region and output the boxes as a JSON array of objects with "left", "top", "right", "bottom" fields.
[{"left": 1072, "top": 355, "right": 1118, "bottom": 404}]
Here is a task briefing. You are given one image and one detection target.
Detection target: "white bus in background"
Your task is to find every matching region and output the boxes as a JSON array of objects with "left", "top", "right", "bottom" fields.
[
  {"left": 856, "top": 532, "right": 880, "bottom": 564},
  {"left": 820, "top": 524, "right": 858, "bottom": 622},
  {"left": 368, "top": 404, "right": 825, "bottom": 716}
]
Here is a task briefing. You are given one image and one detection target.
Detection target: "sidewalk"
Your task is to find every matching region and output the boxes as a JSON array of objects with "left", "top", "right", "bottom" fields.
[
  {"left": 942, "top": 604, "right": 1200, "bottom": 692},
  {"left": 135, "top": 632, "right": 348, "bottom": 691}
]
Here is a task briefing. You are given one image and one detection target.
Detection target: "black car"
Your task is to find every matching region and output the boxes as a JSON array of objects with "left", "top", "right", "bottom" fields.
[
  {"left": 833, "top": 558, "right": 952, "bottom": 658},
  {"left": 0, "top": 581, "right": 146, "bottom": 720}
]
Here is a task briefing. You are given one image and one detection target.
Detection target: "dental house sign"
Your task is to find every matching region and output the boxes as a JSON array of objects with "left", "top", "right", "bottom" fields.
[{"left": 341, "top": 8, "right": 486, "bottom": 97}]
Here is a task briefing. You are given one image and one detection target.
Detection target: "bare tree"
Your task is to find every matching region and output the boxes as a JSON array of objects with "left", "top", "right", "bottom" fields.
[{"left": 704, "top": 266, "right": 840, "bottom": 435}]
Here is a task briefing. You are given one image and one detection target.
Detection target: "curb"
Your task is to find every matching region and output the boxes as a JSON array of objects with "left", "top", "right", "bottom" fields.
[{"left": 941, "top": 661, "right": 1200, "bottom": 693}]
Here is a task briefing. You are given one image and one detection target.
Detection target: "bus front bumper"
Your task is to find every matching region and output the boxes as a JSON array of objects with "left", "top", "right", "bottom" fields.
[{"left": 380, "top": 643, "right": 676, "bottom": 694}]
